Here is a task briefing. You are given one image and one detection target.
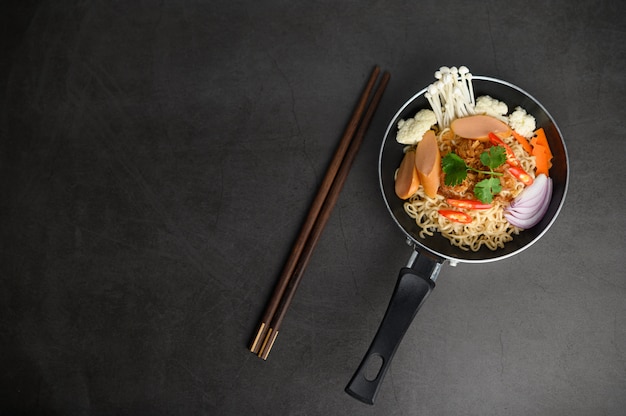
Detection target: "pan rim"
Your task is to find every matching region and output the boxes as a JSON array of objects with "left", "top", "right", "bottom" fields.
[{"left": 378, "top": 75, "right": 570, "bottom": 264}]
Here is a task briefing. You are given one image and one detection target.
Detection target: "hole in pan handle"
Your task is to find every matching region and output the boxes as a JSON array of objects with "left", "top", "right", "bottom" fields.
[{"left": 345, "top": 250, "right": 443, "bottom": 405}]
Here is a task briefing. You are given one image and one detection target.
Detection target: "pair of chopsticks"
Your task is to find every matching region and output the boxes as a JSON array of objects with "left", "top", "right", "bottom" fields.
[{"left": 249, "top": 66, "right": 390, "bottom": 360}]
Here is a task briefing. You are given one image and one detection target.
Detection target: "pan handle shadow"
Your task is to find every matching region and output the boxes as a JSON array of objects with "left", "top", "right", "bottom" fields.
[{"left": 345, "top": 250, "right": 443, "bottom": 405}]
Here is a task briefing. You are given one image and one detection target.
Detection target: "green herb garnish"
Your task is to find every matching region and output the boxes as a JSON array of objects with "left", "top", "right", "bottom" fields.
[
  {"left": 480, "top": 146, "right": 507, "bottom": 170},
  {"left": 441, "top": 153, "right": 468, "bottom": 186},
  {"left": 474, "top": 177, "right": 502, "bottom": 204},
  {"left": 441, "top": 146, "right": 506, "bottom": 203}
]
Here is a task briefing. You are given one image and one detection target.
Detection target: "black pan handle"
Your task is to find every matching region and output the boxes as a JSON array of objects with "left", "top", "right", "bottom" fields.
[{"left": 345, "top": 250, "right": 443, "bottom": 405}]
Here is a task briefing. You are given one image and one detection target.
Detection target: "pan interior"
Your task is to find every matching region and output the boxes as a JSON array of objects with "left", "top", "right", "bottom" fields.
[{"left": 379, "top": 77, "right": 569, "bottom": 263}]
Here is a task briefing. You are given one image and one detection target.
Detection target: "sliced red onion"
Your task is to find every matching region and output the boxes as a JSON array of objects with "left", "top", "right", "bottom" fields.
[
  {"left": 507, "top": 204, "right": 538, "bottom": 216},
  {"left": 509, "top": 174, "right": 548, "bottom": 209},
  {"left": 505, "top": 174, "right": 552, "bottom": 229}
]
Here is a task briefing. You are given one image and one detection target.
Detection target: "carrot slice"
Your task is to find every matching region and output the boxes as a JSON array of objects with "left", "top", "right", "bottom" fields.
[
  {"left": 414, "top": 130, "right": 441, "bottom": 198},
  {"left": 531, "top": 128, "right": 553, "bottom": 176},
  {"left": 512, "top": 130, "right": 533, "bottom": 155},
  {"left": 450, "top": 115, "right": 510, "bottom": 141},
  {"left": 394, "top": 149, "right": 420, "bottom": 199},
  {"left": 531, "top": 128, "right": 553, "bottom": 159},
  {"left": 533, "top": 144, "right": 552, "bottom": 177}
]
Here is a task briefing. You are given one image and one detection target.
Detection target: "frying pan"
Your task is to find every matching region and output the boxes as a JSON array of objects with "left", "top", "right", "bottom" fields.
[{"left": 345, "top": 76, "right": 569, "bottom": 404}]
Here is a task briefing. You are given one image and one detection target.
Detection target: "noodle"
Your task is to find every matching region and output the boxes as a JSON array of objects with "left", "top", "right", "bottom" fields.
[{"left": 403, "top": 131, "right": 536, "bottom": 252}]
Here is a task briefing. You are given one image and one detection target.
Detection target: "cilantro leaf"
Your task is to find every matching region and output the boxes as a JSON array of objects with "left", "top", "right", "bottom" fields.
[
  {"left": 474, "top": 178, "right": 502, "bottom": 203},
  {"left": 442, "top": 148, "right": 506, "bottom": 201},
  {"left": 480, "top": 146, "right": 507, "bottom": 170},
  {"left": 442, "top": 153, "right": 467, "bottom": 186}
]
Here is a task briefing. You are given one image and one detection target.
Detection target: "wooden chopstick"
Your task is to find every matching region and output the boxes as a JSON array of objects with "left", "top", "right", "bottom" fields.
[
  {"left": 255, "top": 70, "right": 391, "bottom": 360},
  {"left": 248, "top": 66, "right": 382, "bottom": 355}
]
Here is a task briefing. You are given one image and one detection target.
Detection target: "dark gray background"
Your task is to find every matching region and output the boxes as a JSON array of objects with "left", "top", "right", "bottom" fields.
[{"left": 2, "top": 1, "right": 625, "bottom": 415}]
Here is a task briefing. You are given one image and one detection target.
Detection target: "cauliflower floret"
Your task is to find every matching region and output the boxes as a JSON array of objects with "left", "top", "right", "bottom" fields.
[
  {"left": 508, "top": 106, "right": 536, "bottom": 138},
  {"left": 474, "top": 95, "right": 508, "bottom": 121},
  {"left": 396, "top": 109, "right": 437, "bottom": 145}
]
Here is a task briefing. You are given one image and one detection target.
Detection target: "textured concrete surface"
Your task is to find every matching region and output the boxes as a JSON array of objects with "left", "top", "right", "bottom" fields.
[{"left": 2, "top": 1, "right": 625, "bottom": 415}]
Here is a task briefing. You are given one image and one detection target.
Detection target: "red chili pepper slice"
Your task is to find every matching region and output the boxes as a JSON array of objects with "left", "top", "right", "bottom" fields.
[
  {"left": 438, "top": 209, "right": 472, "bottom": 224},
  {"left": 508, "top": 166, "right": 534, "bottom": 186},
  {"left": 488, "top": 132, "right": 519, "bottom": 167},
  {"left": 446, "top": 198, "right": 492, "bottom": 210}
]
